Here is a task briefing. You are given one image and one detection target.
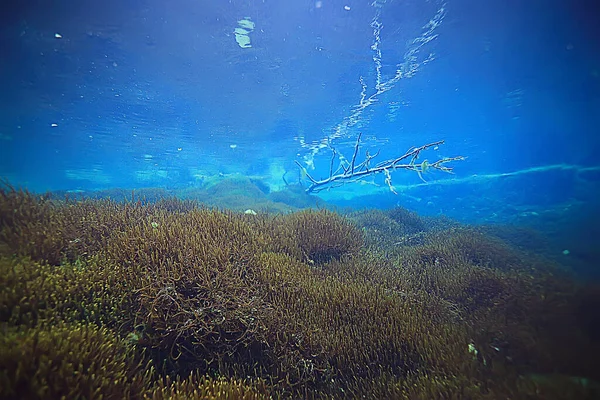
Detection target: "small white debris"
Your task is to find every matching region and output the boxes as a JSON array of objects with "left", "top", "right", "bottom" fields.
[
  {"left": 51, "top": 123, "right": 58, "bottom": 127},
  {"left": 244, "top": 209, "right": 258, "bottom": 215},
  {"left": 562, "top": 249, "right": 570, "bottom": 255},
  {"left": 344, "top": 5, "right": 351, "bottom": 11},
  {"left": 54, "top": 33, "right": 62, "bottom": 39},
  {"left": 230, "top": 144, "right": 237, "bottom": 149}
]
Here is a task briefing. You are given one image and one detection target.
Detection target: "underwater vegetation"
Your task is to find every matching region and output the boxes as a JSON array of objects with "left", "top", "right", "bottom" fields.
[
  {"left": 52, "top": 177, "right": 321, "bottom": 214},
  {"left": 1, "top": 183, "right": 600, "bottom": 399}
]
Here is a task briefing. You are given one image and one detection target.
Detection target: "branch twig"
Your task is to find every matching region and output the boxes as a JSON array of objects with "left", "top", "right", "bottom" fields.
[{"left": 295, "top": 135, "right": 465, "bottom": 194}]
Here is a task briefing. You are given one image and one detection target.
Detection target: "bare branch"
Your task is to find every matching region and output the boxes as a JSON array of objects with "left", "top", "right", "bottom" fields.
[
  {"left": 350, "top": 132, "right": 362, "bottom": 173},
  {"left": 296, "top": 136, "right": 465, "bottom": 194},
  {"left": 329, "top": 147, "right": 337, "bottom": 178}
]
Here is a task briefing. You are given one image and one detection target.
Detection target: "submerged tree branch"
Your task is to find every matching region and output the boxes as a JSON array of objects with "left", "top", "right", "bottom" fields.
[{"left": 295, "top": 134, "right": 465, "bottom": 194}]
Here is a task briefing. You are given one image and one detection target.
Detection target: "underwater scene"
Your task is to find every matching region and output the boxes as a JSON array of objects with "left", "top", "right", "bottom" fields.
[{"left": 1, "top": 0, "right": 600, "bottom": 399}]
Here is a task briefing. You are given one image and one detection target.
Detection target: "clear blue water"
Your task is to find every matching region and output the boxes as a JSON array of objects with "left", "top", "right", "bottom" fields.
[{"left": 1, "top": 1, "right": 599, "bottom": 240}]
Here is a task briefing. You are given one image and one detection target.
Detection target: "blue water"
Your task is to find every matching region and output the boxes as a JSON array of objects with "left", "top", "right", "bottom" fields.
[{"left": 1, "top": 0, "right": 599, "bottom": 265}]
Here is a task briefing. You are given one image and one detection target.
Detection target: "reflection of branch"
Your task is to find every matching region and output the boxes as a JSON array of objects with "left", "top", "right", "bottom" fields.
[
  {"left": 295, "top": 133, "right": 465, "bottom": 194},
  {"left": 299, "top": 3, "right": 447, "bottom": 161}
]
